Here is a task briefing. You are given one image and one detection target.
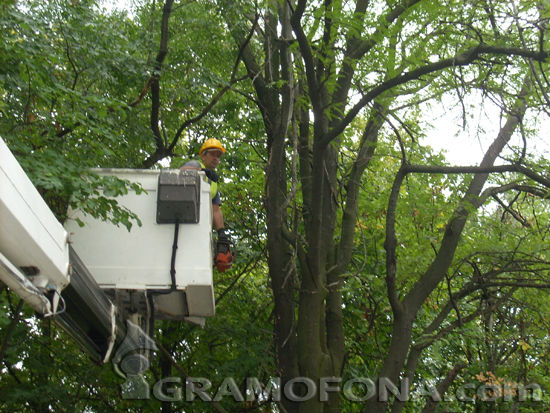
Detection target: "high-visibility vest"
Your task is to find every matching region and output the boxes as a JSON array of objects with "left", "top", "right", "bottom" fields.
[{"left": 199, "top": 161, "right": 218, "bottom": 200}]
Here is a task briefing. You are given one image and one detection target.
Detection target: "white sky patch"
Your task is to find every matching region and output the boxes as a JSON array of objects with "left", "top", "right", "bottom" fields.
[{"left": 421, "top": 93, "right": 549, "bottom": 166}]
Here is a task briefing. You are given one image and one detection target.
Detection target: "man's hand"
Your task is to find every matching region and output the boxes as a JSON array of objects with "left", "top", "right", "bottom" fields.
[{"left": 215, "top": 229, "right": 233, "bottom": 272}]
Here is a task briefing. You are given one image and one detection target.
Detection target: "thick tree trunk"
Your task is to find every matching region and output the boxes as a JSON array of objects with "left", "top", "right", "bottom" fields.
[{"left": 267, "top": 179, "right": 300, "bottom": 412}]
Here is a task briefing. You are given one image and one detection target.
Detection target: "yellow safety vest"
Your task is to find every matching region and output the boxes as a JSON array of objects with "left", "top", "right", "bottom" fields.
[{"left": 199, "top": 161, "right": 218, "bottom": 200}]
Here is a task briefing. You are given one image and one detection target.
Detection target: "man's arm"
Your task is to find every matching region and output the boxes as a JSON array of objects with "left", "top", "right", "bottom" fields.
[
  {"left": 212, "top": 204, "right": 224, "bottom": 231},
  {"left": 180, "top": 160, "right": 201, "bottom": 170}
]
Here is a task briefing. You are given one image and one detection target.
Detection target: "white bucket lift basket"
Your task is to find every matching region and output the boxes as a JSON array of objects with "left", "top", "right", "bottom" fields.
[{"left": 64, "top": 169, "right": 215, "bottom": 324}]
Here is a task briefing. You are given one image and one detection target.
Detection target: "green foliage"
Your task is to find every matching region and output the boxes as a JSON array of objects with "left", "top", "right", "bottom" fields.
[
  {"left": 1, "top": 0, "right": 151, "bottom": 227},
  {"left": 1, "top": 0, "right": 549, "bottom": 413}
]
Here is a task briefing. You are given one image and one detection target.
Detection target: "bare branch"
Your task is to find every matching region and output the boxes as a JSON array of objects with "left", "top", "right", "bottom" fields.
[
  {"left": 324, "top": 44, "right": 549, "bottom": 146},
  {"left": 129, "top": 77, "right": 153, "bottom": 107},
  {"left": 169, "top": 74, "right": 248, "bottom": 152},
  {"left": 384, "top": 165, "right": 407, "bottom": 315},
  {"left": 150, "top": 0, "right": 174, "bottom": 151},
  {"left": 492, "top": 193, "right": 530, "bottom": 227},
  {"left": 403, "top": 163, "right": 550, "bottom": 190}
]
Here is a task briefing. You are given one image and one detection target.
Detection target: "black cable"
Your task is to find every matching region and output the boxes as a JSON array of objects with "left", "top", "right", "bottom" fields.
[
  {"left": 150, "top": 220, "right": 179, "bottom": 295},
  {"left": 169, "top": 220, "right": 179, "bottom": 291}
]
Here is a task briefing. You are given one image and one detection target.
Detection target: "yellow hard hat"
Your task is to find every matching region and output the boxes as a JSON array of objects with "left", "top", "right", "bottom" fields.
[{"left": 199, "top": 138, "right": 226, "bottom": 155}]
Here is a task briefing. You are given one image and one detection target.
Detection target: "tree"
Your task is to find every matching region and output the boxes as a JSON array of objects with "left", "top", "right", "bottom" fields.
[
  {"left": 1, "top": 1, "right": 550, "bottom": 413},
  {"left": 218, "top": 0, "right": 550, "bottom": 412}
]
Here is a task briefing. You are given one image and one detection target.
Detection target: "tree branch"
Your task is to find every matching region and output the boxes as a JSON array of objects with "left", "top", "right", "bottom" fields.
[
  {"left": 0, "top": 299, "right": 24, "bottom": 366},
  {"left": 338, "top": 102, "right": 386, "bottom": 274},
  {"left": 404, "top": 78, "right": 531, "bottom": 313},
  {"left": 169, "top": 11, "right": 259, "bottom": 151},
  {"left": 150, "top": 0, "right": 174, "bottom": 151},
  {"left": 129, "top": 77, "right": 153, "bottom": 107},
  {"left": 324, "top": 44, "right": 548, "bottom": 146},
  {"left": 334, "top": 0, "right": 421, "bottom": 108},
  {"left": 384, "top": 165, "right": 407, "bottom": 316},
  {"left": 403, "top": 164, "right": 550, "bottom": 191},
  {"left": 289, "top": 0, "right": 321, "bottom": 115},
  {"left": 421, "top": 363, "right": 466, "bottom": 413}
]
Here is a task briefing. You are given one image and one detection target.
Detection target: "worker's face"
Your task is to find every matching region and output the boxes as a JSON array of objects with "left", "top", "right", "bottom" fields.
[{"left": 200, "top": 149, "right": 223, "bottom": 170}]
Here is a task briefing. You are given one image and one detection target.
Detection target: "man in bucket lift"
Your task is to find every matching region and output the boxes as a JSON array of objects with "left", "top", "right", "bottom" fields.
[{"left": 182, "top": 138, "right": 233, "bottom": 272}]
